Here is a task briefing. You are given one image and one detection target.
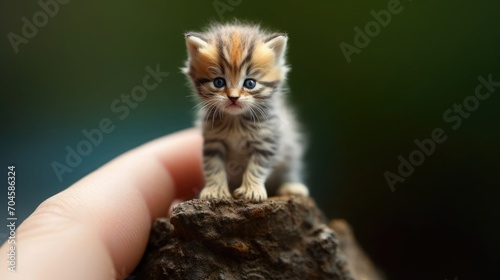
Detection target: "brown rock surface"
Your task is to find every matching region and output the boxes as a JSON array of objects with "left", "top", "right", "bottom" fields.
[
  {"left": 330, "top": 220, "right": 385, "bottom": 280},
  {"left": 133, "top": 196, "right": 382, "bottom": 280}
]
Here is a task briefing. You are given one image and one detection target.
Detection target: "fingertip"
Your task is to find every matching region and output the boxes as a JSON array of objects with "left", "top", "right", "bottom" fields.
[{"left": 154, "top": 129, "right": 204, "bottom": 200}]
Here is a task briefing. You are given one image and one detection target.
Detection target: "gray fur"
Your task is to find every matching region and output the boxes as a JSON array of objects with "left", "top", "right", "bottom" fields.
[{"left": 184, "top": 23, "right": 308, "bottom": 201}]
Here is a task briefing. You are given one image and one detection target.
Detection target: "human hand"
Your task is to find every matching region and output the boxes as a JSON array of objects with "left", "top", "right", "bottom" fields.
[{"left": 0, "top": 129, "right": 203, "bottom": 280}]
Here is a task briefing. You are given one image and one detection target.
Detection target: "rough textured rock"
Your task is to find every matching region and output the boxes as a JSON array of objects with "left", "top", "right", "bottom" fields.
[
  {"left": 133, "top": 196, "right": 354, "bottom": 279},
  {"left": 330, "top": 220, "right": 385, "bottom": 280}
]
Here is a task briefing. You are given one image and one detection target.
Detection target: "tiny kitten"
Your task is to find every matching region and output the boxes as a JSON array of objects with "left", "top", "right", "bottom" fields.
[{"left": 183, "top": 23, "right": 308, "bottom": 202}]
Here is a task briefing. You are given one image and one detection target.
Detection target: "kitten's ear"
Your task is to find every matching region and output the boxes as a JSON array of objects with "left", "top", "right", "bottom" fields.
[
  {"left": 185, "top": 32, "right": 208, "bottom": 58},
  {"left": 264, "top": 34, "right": 288, "bottom": 61}
]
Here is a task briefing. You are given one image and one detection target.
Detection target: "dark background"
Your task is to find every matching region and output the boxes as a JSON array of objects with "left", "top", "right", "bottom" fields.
[{"left": 1, "top": 0, "right": 499, "bottom": 279}]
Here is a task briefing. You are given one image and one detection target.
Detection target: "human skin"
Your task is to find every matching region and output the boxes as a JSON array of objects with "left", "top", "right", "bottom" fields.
[{"left": 0, "top": 129, "right": 203, "bottom": 280}]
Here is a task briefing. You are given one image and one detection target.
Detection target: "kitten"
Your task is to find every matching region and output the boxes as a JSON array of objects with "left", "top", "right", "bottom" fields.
[{"left": 183, "top": 23, "right": 308, "bottom": 201}]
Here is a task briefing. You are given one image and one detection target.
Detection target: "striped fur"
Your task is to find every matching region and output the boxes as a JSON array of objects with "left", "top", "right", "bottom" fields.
[{"left": 183, "top": 23, "right": 308, "bottom": 201}]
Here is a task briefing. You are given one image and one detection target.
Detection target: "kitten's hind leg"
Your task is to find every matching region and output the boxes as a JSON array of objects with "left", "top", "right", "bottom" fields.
[
  {"left": 276, "top": 154, "right": 309, "bottom": 197},
  {"left": 277, "top": 182, "right": 309, "bottom": 197}
]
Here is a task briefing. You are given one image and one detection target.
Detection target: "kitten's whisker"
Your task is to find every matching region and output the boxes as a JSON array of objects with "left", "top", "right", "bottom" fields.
[
  {"left": 208, "top": 107, "right": 216, "bottom": 126},
  {"left": 197, "top": 100, "right": 216, "bottom": 113},
  {"left": 205, "top": 100, "right": 219, "bottom": 128},
  {"left": 193, "top": 99, "right": 210, "bottom": 108},
  {"left": 205, "top": 102, "right": 217, "bottom": 123},
  {"left": 211, "top": 105, "right": 220, "bottom": 130},
  {"left": 218, "top": 106, "right": 223, "bottom": 121},
  {"left": 248, "top": 106, "right": 257, "bottom": 125},
  {"left": 257, "top": 103, "right": 272, "bottom": 116},
  {"left": 193, "top": 101, "right": 207, "bottom": 110},
  {"left": 253, "top": 104, "right": 268, "bottom": 121}
]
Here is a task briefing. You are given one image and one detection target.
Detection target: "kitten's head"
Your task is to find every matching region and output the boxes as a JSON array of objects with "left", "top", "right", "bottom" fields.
[{"left": 183, "top": 23, "right": 289, "bottom": 116}]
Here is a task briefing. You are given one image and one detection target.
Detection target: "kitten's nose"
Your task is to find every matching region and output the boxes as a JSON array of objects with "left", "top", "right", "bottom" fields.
[{"left": 228, "top": 96, "right": 239, "bottom": 102}]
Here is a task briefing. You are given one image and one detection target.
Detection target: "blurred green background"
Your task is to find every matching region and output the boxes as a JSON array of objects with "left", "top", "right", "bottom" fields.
[{"left": 1, "top": 0, "right": 499, "bottom": 279}]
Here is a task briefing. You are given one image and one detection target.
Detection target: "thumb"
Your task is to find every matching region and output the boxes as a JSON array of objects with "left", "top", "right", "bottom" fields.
[{"left": 0, "top": 129, "right": 203, "bottom": 280}]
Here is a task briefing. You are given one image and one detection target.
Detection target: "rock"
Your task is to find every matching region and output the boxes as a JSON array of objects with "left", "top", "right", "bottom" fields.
[
  {"left": 133, "top": 196, "right": 372, "bottom": 280},
  {"left": 330, "top": 220, "right": 385, "bottom": 280}
]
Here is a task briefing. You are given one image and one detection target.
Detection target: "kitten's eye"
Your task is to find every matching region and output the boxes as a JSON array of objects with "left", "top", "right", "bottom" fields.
[
  {"left": 213, "top": 78, "right": 226, "bottom": 88},
  {"left": 243, "top": 79, "right": 256, "bottom": 89}
]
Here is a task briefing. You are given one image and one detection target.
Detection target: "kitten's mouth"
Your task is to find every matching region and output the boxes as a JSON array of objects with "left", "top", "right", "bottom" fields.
[{"left": 225, "top": 102, "right": 244, "bottom": 114}]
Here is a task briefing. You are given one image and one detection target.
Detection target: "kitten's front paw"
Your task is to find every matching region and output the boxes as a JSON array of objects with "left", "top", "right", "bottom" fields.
[
  {"left": 233, "top": 184, "right": 268, "bottom": 202},
  {"left": 277, "top": 183, "right": 309, "bottom": 197},
  {"left": 199, "top": 184, "right": 232, "bottom": 199}
]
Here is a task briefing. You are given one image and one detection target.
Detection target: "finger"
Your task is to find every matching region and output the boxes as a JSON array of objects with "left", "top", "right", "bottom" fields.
[{"left": 0, "top": 129, "right": 203, "bottom": 280}]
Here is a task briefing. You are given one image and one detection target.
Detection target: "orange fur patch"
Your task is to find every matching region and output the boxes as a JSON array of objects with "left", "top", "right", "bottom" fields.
[
  {"left": 187, "top": 26, "right": 284, "bottom": 93},
  {"left": 251, "top": 43, "right": 275, "bottom": 77},
  {"left": 194, "top": 45, "right": 219, "bottom": 78},
  {"left": 230, "top": 31, "right": 243, "bottom": 67}
]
